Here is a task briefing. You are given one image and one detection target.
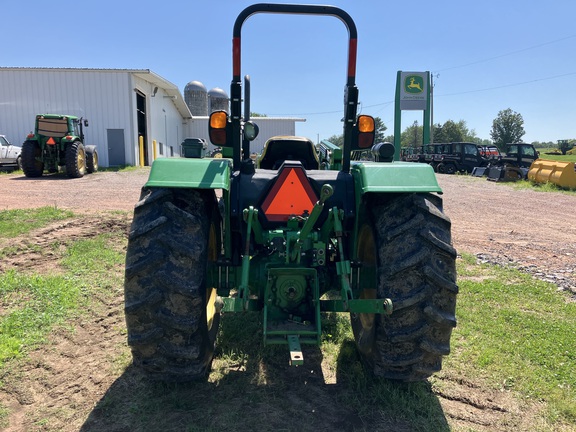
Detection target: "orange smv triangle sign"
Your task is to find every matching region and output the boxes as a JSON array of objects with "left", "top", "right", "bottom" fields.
[
  {"left": 46, "top": 137, "right": 56, "bottom": 145},
  {"left": 262, "top": 168, "right": 317, "bottom": 222}
]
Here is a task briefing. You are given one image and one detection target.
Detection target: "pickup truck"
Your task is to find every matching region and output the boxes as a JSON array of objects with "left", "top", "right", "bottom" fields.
[{"left": 0, "top": 135, "right": 22, "bottom": 170}]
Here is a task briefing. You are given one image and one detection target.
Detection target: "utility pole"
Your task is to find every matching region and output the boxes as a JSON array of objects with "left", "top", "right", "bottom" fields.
[{"left": 430, "top": 73, "right": 438, "bottom": 144}]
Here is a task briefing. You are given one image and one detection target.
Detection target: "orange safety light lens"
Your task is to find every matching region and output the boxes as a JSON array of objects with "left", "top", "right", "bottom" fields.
[
  {"left": 210, "top": 111, "right": 228, "bottom": 129},
  {"left": 357, "top": 115, "right": 374, "bottom": 133}
]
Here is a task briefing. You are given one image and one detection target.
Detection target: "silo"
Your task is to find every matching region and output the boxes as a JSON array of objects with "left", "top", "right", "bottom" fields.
[
  {"left": 208, "top": 87, "right": 229, "bottom": 114},
  {"left": 184, "top": 81, "right": 208, "bottom": 116}
]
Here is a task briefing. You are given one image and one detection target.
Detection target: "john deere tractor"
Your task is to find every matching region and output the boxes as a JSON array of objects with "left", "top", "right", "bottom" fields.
[
  {"left": 124, "top": 4, "right": 457, "bottom": 382},
  {"left": 22, "top": 114, "right": 98, "bottom": 178}
]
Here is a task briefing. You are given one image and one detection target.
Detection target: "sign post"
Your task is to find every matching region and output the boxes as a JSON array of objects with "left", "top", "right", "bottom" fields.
[{"left": 393, "top": 71, "right": 431, "bottom": 161}]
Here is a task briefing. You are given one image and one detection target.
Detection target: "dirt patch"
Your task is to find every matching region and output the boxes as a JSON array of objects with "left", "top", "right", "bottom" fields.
[
  {"left": 0, "top": 215, "right": 130, "bottom": 275},
  {"left": 0, "top": 170, "right": 575, "bottom": 431}
]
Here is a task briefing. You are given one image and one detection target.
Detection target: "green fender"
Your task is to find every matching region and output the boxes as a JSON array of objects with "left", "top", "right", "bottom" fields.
[
  {"left": 145, "top": 158, "right": 232, "bottom": 190},
  {"left": 350, "top": 161, "right": 442, "bottom": 195}
]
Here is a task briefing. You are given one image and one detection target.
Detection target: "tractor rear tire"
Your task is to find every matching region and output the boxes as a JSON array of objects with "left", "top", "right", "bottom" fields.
[
  {"left": 21, "top": 140, "right": 44, "bottom": 177},
  {"left": 351, "top": 193, "right": 457, "bottom": 382},
  {"left": 65, "top": 141, "right": 86, "bottom": 178},
  {"left": 124, "top": 188, "right": 222, "bottom": 381}
]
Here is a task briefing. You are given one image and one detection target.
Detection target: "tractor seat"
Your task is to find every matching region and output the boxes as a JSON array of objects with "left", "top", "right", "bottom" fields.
[{"left": 258, "top": 136, "right": 320, "bottom": 170}]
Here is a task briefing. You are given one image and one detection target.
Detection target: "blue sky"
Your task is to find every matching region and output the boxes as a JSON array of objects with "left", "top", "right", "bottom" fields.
[{"left": 3, "top": 0, "right": 575, "bottom": 144}]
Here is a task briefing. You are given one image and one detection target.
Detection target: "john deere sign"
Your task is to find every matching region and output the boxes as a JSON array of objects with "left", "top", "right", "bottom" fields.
[
  {"left": 393, "top": 71, "right": 432, "bottom": 161},
  {"left": 399, "top": 72, "right": 429, "bottom": 110}
]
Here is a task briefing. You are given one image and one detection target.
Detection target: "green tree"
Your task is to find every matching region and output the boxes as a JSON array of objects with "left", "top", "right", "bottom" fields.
[
  {"left": 432, "top": 123, "right": 445, "bottom": 143},
  {"left": 531, "top": 141, "right": 555, "bottom": 149},
  {"left": 401, "top": 121, "right": 423, "bottom": 148},
  {"left": 374, "top": 116, "right": 387, "bottom": 143},
  {"left": 490, "top": 108, "right": 525, "bottom": 151},
  {"left": 325, "top": 134, "right": 343, "bottom": 147},
  {"left": 440, "top": 120, "right": 465, "bottom": 142},
  {"left": 433, "top": 119, "right": 477, "bottom": 143}
]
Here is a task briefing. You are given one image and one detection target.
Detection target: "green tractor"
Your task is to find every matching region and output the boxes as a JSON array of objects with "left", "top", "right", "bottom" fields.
[
  {"left": 124, "top": 3, "right": 457, "bottom": 382},
  {"left": 22, "top": 114, "right": 98, "bottom": 178}
]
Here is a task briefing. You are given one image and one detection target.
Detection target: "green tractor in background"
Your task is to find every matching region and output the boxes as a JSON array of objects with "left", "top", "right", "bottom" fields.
[
  {"left": 22, "top": 114, "right": 98, "bottom": 178},
  {"left": 124, "top": 4, "right": 457, "bottom": 382}
]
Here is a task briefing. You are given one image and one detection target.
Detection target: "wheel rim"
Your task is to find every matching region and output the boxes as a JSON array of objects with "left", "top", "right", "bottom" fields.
[
  {"left": 354, "top": 223, "right": 378, "bottom": 350},
  {"left": 78, "top": 148, "right": 86, "bottom": 172},
  {"left": 206, "top": 223, "right": 218, "bottom": 332}
]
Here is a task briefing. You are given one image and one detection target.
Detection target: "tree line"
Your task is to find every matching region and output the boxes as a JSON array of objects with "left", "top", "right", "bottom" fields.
[{"left": 326, "top": 108, "right": 574, "bottom": 153}]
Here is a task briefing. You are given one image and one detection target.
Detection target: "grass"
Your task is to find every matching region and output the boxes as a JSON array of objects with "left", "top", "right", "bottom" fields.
[
  {"left": 0, "top": 207, "right": 127, "bottom": 429},
  {"left": 510, "top": 179, "right": 576, "bottom": 195},
  {"left": 539, "top": 148, "right": 576, "bottom": 163},
  {"left": 450, "top": 253, "right": 576, "bottom": 424},
  {"left": 0, "top": 208, "right": 126, "bottom": 430},
  {"left": 0, "top": 207, "right": 74, "bottom": 238},
  {"left": 0, "top": 233, "right": 125, "bottom": 369},
  {"left": 0, "top": 271, "right": 80, "bottom": 364}
]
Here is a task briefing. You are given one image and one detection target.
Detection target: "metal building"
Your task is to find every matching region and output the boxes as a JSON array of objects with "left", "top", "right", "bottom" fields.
[
  {"left": 0, "top": 68, "right": 306, "bottom": 166},
  {"left": 0, "top": 67, "right": 191, "bottom": 167}
]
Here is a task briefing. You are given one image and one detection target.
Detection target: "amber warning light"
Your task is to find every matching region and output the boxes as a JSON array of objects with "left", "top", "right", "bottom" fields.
[{"left": 261, "top": 164, "right": 318, "bottom": 222}]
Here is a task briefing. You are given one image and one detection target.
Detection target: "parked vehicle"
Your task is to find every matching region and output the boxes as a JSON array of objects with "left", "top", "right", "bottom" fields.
[
  {"left": 485, "top": 143, "right": 539, "bottom": 181},
  {"left": 424, "top": 143, "right": 449, "bottom": 171},
  {"left": 0, "top": 135, "right": 22, "bottom": 170},
  {"left": 123, "top": 3, "right": 457, "bottom": 382},
  {"left": 436, "top": 142, "right": 492, "bottom": 174},
  {"left": 22, "top": 114, "right": 98, "bottom": 178}
]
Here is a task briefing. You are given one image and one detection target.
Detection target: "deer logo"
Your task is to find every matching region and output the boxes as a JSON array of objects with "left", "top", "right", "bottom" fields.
[{"left": 404, "top": 75, "right": 424, "bottom": 94}]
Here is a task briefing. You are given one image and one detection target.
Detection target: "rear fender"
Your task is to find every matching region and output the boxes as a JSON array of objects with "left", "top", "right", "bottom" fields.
[
  {"left": 350, "top": 161, "right": 443, "bottom": 261},
  {"left": 351, "top": 161, "right": 442, "bottom": 195},
  {"left": 145, "top": 158, "right": 232, "bottom": 190}
]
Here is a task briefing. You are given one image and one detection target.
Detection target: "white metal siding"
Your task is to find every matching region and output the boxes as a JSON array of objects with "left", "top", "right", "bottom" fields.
[
  {"left": 0, "top": 69, "right": 134, "bottom": 167},
  {"left": 0, "top": 68, "right": 302, "bottom": 167}
]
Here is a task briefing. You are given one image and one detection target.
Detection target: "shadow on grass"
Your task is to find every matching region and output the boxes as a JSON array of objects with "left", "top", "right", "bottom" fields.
[{"left": 80, "top": 314, "right": 449, "bottom": 432}]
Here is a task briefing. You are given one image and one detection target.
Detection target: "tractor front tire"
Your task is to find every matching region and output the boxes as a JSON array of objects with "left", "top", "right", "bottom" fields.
[
  {"left": 351, "top": 193, "right": 458, "bottom": 382},
  {"left": 124, "top": 188, "right": 221, "bottom": 381},
  {"left": 21, "top": 140, "right": 44, "bottom": 177},
  {"left": 65, "top": 141, "right": 86, "bottom": 178}
]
